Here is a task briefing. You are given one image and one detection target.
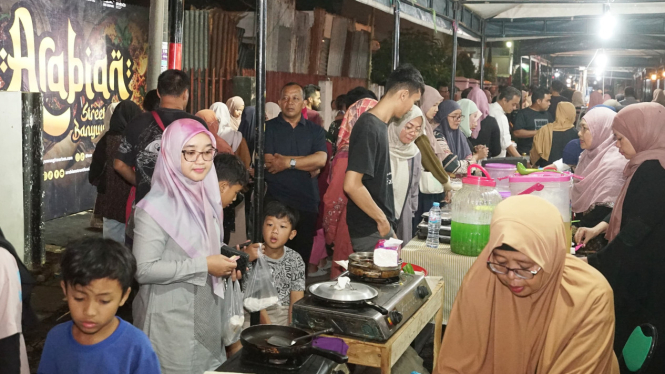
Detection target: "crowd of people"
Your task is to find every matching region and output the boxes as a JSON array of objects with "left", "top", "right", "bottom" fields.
[{"left": 2, "top": 64, "right": 664, "bottom": 374}]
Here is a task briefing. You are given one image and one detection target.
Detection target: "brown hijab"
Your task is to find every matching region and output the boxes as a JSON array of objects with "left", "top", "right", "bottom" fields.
[
  {"left": 435, "top": 195, "right": 618, "bottom": 374},
  {"left": 606, "top": 103, "right": 665, "bottom": 241},
  {"left": 194, "top": 110, "right": 233, "bottom": 154},
  {"left": 530, "top": 101, "right": 576, "bottom": 164}
]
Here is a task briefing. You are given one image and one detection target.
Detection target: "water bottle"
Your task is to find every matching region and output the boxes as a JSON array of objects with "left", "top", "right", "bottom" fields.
[{"left": 426, "top": 202, "right": 441, "bottom": 248}]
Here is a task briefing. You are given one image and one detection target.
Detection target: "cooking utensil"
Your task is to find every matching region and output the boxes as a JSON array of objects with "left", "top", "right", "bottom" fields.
[
  {"left": 267, "top": 328, "right": 333, "bottom": 347},
  {"left": 348, "top": 252, "right": 401, "bottom": 279},
  {"left": 518, "top": 183, "right": 544, "bottom": 195},
  {"left": 308, "top": 281, "right": 389, "bottom": 315},
  {"left": 240, "top": 325, "right": 348, "bottom": 364}
]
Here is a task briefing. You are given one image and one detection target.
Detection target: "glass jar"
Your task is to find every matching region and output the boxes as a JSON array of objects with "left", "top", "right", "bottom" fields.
[{"left": 451, "top": 164, "right": 502, "bottom": 256}]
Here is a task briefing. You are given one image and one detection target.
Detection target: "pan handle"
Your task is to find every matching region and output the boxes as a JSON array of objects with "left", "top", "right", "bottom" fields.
[
  {"left": 364, "top": 300, "right": 389, "bottom": 315},
  {"left": 308, "top": 346, "right": 349, "bottom": 364}
]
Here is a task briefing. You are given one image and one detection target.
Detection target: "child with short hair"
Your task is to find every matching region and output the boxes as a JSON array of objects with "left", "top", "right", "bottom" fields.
[
  {"left": 213, "top": 153, "right": 249, "bottom": 210},
  {"left": 37, "top": 238, "right": 160, "bottom": 374},
  {"left": 246, "top": 201, "right": 306, "bottom": 325}
]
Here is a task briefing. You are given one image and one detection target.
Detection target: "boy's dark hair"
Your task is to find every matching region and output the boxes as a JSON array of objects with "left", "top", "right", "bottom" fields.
[
  {"left": 281, "top": 82, "right": 304, "bottom": 97},
  {"left": 461, "top": 87, "right": 473, "bottom": 99},
  {"left": 531, "top": 87, "right": 549, "bottom": 103},
  {"left": 143, "top": 89, "right": 160, "bottom": 111},
  {"left": 385, "top": 63, "right": 425, "bottom": 96},
  {"left": 344, "top": 86, "right": 377, "bottom": 109},
  {"left": 61, "top": 238, "right": 136, "bottom": 293},
  {"left": 335, "top": 94, "right": 347, "bottom": 111},
  {"left": 264, "top": 200, "right": 299, "bottom": 228},
  {"left": 551, "top": 80, "right": 564, "bottom": 93},
  {"left": 498, "top": 86, "right": 521, "bottom": 102},
  {"left": 157, "top": 69, "right": 190, "bottom": 97},
  {"left": 213, "top": 153, "right": 249, "bottom": 187},
  {"left": 624, "top": 87, "right": 635, "bottom": 97},
  {"left": 303, "top": 84, "right": 321, "bottom": 101},
  {"left": 437, "top": 80, "right": 449, "bottom": 89}
]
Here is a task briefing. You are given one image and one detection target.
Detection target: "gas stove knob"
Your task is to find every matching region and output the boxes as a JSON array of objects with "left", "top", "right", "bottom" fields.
[
  {"left": 388, "top": 310, "right": 403, "bottom": 325},
  {"left": 417, "top": 285, "right": 429, "bottom": 299}
]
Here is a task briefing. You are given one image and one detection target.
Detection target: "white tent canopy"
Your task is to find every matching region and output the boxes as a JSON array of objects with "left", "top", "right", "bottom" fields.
[{"left": 466, "top": 1, "right": 665, "bottom": 19}]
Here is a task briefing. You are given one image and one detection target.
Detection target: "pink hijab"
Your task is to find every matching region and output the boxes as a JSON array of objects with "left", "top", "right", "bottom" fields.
[
  {"left": 467, "top": 87, "right": 489, "bottom": 139},
  {"left": 572, "top": 107, "right": 627, "bottom": 214},
  {"left": 137, "top": 119, "right": 224, "bottom": 297},
  {"left": 588, "top": 91, "right": 604, "bottom": 109},
  {"left": 606, "top": 103, "right": 665, "bottom": 241}
]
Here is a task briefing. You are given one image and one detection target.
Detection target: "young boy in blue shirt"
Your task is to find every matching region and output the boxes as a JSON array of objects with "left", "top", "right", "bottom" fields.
[{"left": 38, "top": 238, "right": 160, "bottom": 374}]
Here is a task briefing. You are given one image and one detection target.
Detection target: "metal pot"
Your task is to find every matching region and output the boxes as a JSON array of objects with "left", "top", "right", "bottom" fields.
[
  {"left": 240, "top": 325, "right": 348, "bottom": 363},
  {"left": 308, "top": 281, "right": 389, "bottom": 315},
  {"left": 348, "top": 252, "right": 401, "bottom": 279}
]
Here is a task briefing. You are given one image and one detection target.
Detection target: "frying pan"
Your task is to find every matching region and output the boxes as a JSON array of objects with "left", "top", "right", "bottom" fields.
[
  {"left": 308, "top": 281, "right": 389, "bottom": 315},
  {"left": 240, "top": 325, "right": 348, "bottom": 364}
]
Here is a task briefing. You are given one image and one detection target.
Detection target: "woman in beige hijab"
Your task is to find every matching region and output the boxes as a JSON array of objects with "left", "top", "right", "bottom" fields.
[
  {"left": 226, "top": 96, "right": 244, "bottom": 130},
  {"left": 530, "top": 101, "right": 578, "bottom": 167},
  {"left": 652, "top": 88, "right": 665, "bottom": 107},
  {"left": 434, "top": 195, "right": 618, "bottom": 374}
]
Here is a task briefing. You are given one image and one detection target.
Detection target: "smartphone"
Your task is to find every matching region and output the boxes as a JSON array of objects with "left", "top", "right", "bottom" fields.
[
  {"left": 237, "top": 240, "right": 251, "bottom": 250},
  {"left": 220, "top": 245, "right": 249, "bottom": 284}
]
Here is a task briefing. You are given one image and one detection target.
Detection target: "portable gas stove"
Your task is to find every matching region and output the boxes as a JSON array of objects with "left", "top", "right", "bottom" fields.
[
  {"left": 216, "top": 349, "right": 345, "bottom": 374},
  {"left": 292, "top": 273, "right": 431, "bottom": 342}
]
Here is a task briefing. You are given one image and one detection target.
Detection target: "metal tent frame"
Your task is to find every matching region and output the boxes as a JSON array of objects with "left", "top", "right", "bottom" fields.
[{"left": 246, "top": 0, "right": 665, "bottom": 272}]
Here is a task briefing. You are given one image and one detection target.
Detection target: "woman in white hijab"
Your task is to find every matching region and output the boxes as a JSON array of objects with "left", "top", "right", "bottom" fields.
[
  {"left": 209, "top": 102, "right": 251, "bottom": 169},
  {"left": 389, "top": 105, "right": 425, "bottom": 241},
  {"left": 265, "top": 102, "right": 281, "bottom": 121}
]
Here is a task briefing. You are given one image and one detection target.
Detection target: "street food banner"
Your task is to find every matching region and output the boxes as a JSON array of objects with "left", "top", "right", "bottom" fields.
[{"left": 0, "top": 0, "right": 149, "bottom": 220}]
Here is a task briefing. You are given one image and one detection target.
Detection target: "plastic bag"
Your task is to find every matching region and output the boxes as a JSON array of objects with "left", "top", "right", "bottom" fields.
[
  {"left": 243, "top": 247, "right": 279, "bottom": 312},
  {"left": 222, "top": 278, "right": 244, "bottom": 346}
]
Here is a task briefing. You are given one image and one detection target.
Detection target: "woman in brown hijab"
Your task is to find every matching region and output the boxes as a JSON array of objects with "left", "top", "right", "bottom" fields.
[
  {"left": 434, "top": 195, "right": 619, "bottom": 374},
  {"left": 195, "top": 109, "right": 251, "bottom": 168}
]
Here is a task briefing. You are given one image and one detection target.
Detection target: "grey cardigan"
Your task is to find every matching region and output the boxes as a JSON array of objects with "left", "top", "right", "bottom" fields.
[{"left": 132, "top": 207, "right": 226, "bottom": 374}]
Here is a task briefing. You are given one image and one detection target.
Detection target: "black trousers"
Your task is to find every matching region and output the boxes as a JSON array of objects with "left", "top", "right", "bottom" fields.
[{"left": 263, "top": 195, "right": 318, "bottom": 266}]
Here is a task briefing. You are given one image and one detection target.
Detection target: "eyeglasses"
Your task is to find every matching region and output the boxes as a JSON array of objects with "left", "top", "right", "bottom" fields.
[
  {"left": 182, "top": 149, "right": 217, "bottom": 162},
  {"left": 448, "top": 114, "right": 465, "bottom": 121},
  {"left": 486, "top": 257, "right": 542, "bottom": 280}
]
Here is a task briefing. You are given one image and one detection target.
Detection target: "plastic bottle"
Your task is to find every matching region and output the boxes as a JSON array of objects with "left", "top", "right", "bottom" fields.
[{"left": 426, "top": 202, "right": 441, "bottom": 248}]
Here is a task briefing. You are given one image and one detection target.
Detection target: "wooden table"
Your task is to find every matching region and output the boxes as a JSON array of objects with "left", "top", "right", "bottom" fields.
[
  {"left": 401, "top": 237, "right": 477, "bottom": 324},
  {"left": 326, "top": 277, "right": 444, "bottom": 374}
]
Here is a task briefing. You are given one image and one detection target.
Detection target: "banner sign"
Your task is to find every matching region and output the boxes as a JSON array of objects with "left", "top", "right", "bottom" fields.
[{"left": 0, "top": 0, "right": 149, "bottom": 220}]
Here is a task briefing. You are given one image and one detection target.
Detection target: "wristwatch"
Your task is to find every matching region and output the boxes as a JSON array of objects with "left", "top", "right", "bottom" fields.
[{"left": 290, "top": 158, "right": 296, "bottom": 169}]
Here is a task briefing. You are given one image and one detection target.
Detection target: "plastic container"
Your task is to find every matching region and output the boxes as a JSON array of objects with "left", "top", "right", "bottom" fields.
[
  {"left": 426, "top": 203, "right": 441, "bottom": 248},
  {"left": 451, "top": 165, "right": 503, "bottom": 256},
  {"left": 509, "top": 171, "right": 573, "bottom": 245},
  {"left": 484, "top": 163, "right": 516, "bottom": 194}
]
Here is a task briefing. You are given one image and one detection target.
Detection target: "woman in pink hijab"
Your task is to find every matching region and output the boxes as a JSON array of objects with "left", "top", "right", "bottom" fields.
[
  {"left": 588, "top": 90, "right": 604, "bottom": 109},
  {"left": 132, "top": 119, "right": 241, "bottom": 373},
  {"left": 580, "top": 103, "right": 665, "bottom": 373},
  {"left": 570, "top": 107, "right": 627, "bottom": 253}
]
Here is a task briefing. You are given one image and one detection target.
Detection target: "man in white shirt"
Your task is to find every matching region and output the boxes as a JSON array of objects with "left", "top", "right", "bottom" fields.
[{"left": 488, "top": 86, "right": 522, "bottom": 157}]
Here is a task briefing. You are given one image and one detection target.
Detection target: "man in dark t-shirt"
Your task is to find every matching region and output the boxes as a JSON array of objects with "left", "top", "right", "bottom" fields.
[
  {"left": 345, "top": 64, "right": 424, "bottom": 252},
  {"left": 114, "top": 70, "right": 226, "bottom": 203},
  {"left": 548, "top": 80, "right": 572, "bottom": 119},
  {"left": 513, "top": 87, "right": 553, "bottom": 155}
]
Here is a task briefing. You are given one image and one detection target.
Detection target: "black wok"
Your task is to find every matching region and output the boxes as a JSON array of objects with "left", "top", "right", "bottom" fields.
[{"left": 239, "top": 325, "right": 348, "bottom": 364}]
